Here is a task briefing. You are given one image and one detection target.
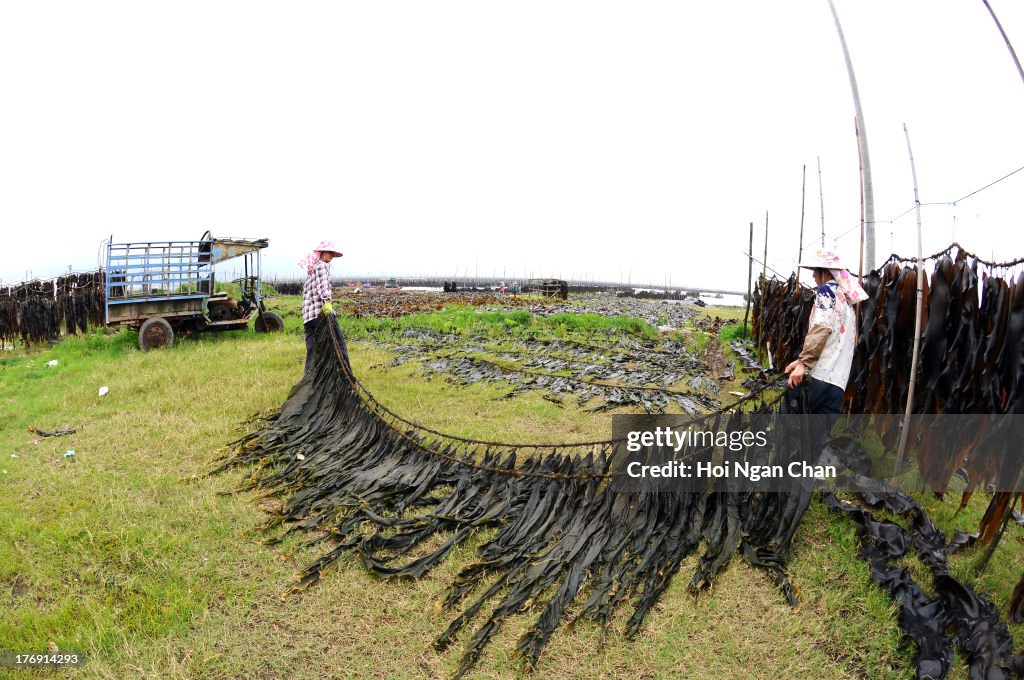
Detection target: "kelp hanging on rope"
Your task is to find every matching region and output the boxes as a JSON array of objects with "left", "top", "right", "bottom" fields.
[
  {"left": 753, "top": 245, "right": 1024, "bottom": 420},
  {"left": 753, "top": 246, "right": 1024, "bottom": 538},
  {"left": 213, "top": 316, "right": 832, "bottom": 676},
  {"left": 56, "top": 271, "right": 106, "bottom": 337},
  {"left": 0, "top": 270, "right": 106, "bottom": 347}
]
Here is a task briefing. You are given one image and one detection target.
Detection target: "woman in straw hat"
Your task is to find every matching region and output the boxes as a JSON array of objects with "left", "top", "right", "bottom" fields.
[
  {"left": 299, "top": 240, "right": 343, "bottom": 374},
  {"left": 784, "top": 248, "right": 868, "bottom": 419}
]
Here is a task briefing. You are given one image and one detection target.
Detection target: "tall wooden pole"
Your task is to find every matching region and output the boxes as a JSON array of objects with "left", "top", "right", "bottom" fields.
[
  {"left": 760, "top": 212, "right": 769, "bottom": 362},
  {"left": 743, "top": 221, "right": 754, "bottom": 339},
  {"left": 761, "top": 210, "right": 770, "bottom": 288},
  {"left": 893, "top": 123, "right": 925, "bottom": 483},
  {"left": 798, "top": 164, "right": 807, "bottom": 266},
  {"left": 817, "top": 156, "right": 825, "bottom": 248},
  {"left": 981, "top": 0, "right": 1024, "bottom": 87}
]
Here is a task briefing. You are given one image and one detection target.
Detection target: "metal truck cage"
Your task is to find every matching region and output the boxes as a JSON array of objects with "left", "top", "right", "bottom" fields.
[{"left": 104, "top": 231, "right": 283, "bottom": 350}]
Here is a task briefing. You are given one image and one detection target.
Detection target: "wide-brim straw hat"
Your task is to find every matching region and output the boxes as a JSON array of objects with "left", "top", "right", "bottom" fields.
[
  {"left": 798, "top": 248, "right": 869, "bottom": 303},
  {"left": 798, "top": 248, "right": 847, "bottom": 271},
  {"left": 314, "top": 240, "right": 343, "bottom": 257}
]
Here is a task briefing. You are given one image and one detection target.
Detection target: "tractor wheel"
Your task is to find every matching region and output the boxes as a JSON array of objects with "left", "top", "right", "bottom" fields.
[
  {"left": 139, "top": 317, "right": 174, "bottom": 351},
  {"left": 254, "top": 312, "right": 284, "bottom": 333}
]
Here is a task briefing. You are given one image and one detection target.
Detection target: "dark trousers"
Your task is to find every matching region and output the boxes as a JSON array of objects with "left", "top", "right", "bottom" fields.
[
  {"left": 781, "top": 378, "right": 845, "bottom": 461},
  {"left": 800, "top": 378, "right": 845, "bottom": 417}
]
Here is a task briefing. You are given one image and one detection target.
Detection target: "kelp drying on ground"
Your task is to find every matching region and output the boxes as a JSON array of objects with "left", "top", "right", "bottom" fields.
[
  {"left": 217, "top": 315, "right": 1023, "bottom": 678},
  {"left": 375, "top": 327, "right": 723, "bottom": 413},
  {"left": 0, "top": 271, "right": 105, "bottom": 346},
  {"left": 214, "top": 317, "right": 824, "bottom": 676}
]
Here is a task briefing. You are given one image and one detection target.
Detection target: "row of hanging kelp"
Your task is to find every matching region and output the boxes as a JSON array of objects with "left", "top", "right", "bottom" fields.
[
  {"left": 215, "top": 314, "right": 1023, "bottom": 678},
  {"left": 752, "top": 245, "right": 1024, "bottom": 488},
  {"left": 0, "top": 271, "right": 106, "bottom": 347},
  {"left": 752, "top": 245, "right": 1024, "bottom": 417}
]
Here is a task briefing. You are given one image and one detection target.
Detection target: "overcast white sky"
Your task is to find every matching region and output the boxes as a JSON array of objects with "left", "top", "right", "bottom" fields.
[{"left": 2, "top": 1, "right": 1022, "bottom": 291}]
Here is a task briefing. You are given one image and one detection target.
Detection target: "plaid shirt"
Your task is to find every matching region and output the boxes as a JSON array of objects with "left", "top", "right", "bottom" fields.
[{"left": 302, "top": 261, "right": 333, "bottom": 323}]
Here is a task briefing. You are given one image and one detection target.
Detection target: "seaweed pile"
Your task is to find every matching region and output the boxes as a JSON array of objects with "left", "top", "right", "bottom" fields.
[
  {"left": 215, "top": 317, "right": 831, "bottom": 676},
  {"left": 345, "top": 291, "right": 537, "bottom": 318},
  {"left": 216, "top": 242, "right": 1024, "bottom": 675},
  {"left": 0, "top": 270, "right": 105, "bottom": 347}
]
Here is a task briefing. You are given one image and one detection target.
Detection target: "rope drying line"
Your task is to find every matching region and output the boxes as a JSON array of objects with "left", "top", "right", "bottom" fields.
[
  {"left": 324, "top": 317, "right": 784, "bottom": 480},
  {"left": 880, "top": 242, "right": 1024, "bottom": 269}
]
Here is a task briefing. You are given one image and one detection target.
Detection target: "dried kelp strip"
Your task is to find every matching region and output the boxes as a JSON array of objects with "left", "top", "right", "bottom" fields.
[
  {"left": 825, "top": 474, "right": 1023, "bottom": 679},
  {"left": 27, "top": 427, "right": 77, "bottom": 437},
  {"left": 823, "top": 491, "right": 954, "bottom": 678}
]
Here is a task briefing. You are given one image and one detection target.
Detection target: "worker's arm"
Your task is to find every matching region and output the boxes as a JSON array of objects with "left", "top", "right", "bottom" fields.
[
  {"left": 785, "top": 324, "right": 831, "bottom": 387},
  {"left": 316, "top": 264, "right": 332, "bottom": 303},
  {"left": 797, "top": 324, "right": 831, "bottom": 370}
]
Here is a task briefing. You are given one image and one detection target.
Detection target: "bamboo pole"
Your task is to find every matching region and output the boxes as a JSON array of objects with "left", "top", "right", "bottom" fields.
[
  {"left": 981, "top": 0, "right": 1024, "bottom": 87},
  {"left": 893, "top": 123, "right": 925, "bottom": 483},
  {"left": 762, "top": 211, "right": 769, "bottom": 287},
  {"left": 760, "top": 212, "right": 769, "bottom": 363},
  {"left": 743, "top": 222, "right": 754, "bottom": 339},
  {"left": 817, "top": 157, "right": 825, "bottom": 247},
  {"left": 798, "top": 165, "right": 807, "bottom": 266},
  {"left": 856, "top": 118, "right": 865, "bottom": 285},
  {"left": 827, "top": 0, "right": 875, "bottom": 270},
  {"left": 856, "top": 118, "right": 865, "bottom": 328}
]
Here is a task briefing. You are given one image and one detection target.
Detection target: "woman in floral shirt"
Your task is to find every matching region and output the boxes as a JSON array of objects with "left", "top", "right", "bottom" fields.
[{"left": 784, "top": 249, "right": 868, "bottom": 422}]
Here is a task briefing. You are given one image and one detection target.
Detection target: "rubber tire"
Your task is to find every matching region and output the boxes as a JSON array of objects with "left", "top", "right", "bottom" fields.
[
  {"left": 139, "top": 317, "right": 174, "bottom": 351},
  {"left": 254, "top": 311, "right": 284, "bottom": 333}
]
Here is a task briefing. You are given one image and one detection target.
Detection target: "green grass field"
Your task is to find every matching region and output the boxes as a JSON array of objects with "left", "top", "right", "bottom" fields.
[{"left": 1, "top": 297, "right": 1021, "bottom": 679}]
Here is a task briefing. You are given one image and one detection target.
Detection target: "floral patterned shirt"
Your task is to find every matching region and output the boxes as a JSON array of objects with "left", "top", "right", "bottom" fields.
[{"left": 807, "top": 280, "right": 856, "bottom": 390}]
